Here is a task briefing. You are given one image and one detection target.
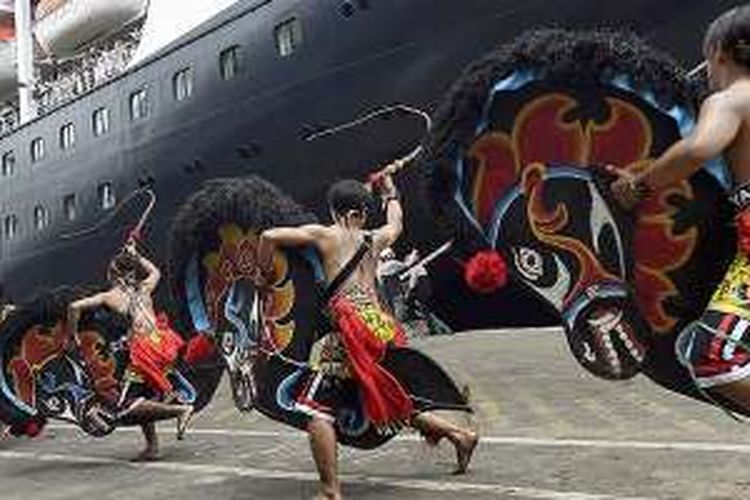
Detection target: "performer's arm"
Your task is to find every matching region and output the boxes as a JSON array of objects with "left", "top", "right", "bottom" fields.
[
  {"left": 67, "top": 293, "right": 109, "bottom": 346},
  {"left": 127, "top": 242, "right": 161, "bottom": 293},
  {"left": 640, "top": 93, "right": 741, "bottom": 187},
  {"left": 257, "top": 224, "right": 329, "bottom": 285},
  {"left": 612, "top": 92, "right": 741, "bottom": 208},
  {"left": 261, "top": 224, "right": 329, "bottom": 248},
  {"left": 374, "top": 173, "right": 403, "bottom": 251}
]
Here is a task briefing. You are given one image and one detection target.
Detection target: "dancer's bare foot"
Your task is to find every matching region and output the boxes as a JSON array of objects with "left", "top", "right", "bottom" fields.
[
  {"left": 453, "top": 430, "right": 478, "bottom": 475},
  {"left": 132, "top": 446, "right": 158, "bottom": 462},
  {"left": 176, "top": 405, "right": 194, "bottom": 440},
  {"left": 313, "top": 486, "right": 342, "bottom": 500}
]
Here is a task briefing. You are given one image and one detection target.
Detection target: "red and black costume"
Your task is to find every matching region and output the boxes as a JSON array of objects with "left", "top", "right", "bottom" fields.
[
  {"left": 681, "top": 183, "right": 750, "bottom": 388},
  {"left": 128, "top": 312, "right": 184, "bottom": 395},
  {"left": 295, "top": 235, "right": 416, "bottom": 432}
]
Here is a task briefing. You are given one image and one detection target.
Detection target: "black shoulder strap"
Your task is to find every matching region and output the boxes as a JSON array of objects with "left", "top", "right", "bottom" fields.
[{"left": 322, "top": 233, "right": 373, "bottom": 303}]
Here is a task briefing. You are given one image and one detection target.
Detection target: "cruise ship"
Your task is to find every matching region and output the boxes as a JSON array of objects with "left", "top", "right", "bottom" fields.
[{"left": 0, "top": 0, "right": 735, "bottom": 329}]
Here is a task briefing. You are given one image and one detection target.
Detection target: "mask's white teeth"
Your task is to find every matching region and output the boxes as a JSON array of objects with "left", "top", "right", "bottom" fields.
[
  {"left": 584, "top": 309, "right": 648, "bottom": 375},
  {"left": 618, "top": 329, "right": 646, "bottom": 362},
  {"left": 601, "top": 332, "right": 621, "bottom": 375},
  {"left": 582, "top": 341, "right": 596, "bottom": 362}
]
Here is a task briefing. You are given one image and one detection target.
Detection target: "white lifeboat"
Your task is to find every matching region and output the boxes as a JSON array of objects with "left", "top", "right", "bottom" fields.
[{"left": 34, "top": 0, "right": 147, "bottom": 58}]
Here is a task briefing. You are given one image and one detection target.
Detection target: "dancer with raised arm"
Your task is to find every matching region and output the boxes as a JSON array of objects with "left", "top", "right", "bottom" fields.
[{"left": 260, "top": 171, "right": 477, "bottom": 500}]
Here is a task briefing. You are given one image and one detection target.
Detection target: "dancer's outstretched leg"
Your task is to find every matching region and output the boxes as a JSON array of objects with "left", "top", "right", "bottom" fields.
[
  {"left": 411, "top": 412, "right": 478, "bottom": 474},
  {"left": 123, "top": 400, "right": 193, "bottom": 461},
  {"left": 308, "top": 418, "right": 342, "bottom": 500}
]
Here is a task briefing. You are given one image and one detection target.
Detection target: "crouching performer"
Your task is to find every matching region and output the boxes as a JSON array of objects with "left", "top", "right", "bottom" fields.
[
  {"left": 260, "top": 173, "right": 478, "bottom": 500},
  {"left": 67, "top": 240, "right": 193, "bottom": 461}
]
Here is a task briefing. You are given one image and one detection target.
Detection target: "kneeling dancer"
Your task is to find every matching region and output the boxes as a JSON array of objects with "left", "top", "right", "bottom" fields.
[{"left": 68, "top": 240, "right": 193, "bottom": 461}]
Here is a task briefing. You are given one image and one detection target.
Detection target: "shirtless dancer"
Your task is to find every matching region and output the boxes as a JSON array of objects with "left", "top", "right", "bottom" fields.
[
  {"left": 260, "top": 172, "right": 477, "bottom": 500},
  {"left": 67, "top": 241, "right": 193, "bottom": 461},
  {"left": 611, "top": 6, "right": 750, "bottom": 413}
]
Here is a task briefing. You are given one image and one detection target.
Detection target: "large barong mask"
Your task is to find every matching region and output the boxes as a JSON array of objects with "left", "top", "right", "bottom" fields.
[
  {"left": 168, "top": 176, "right": 472, "bottom": 450},
  {"left": 426, "top": 30, "right": 735, "bottom": 384}
]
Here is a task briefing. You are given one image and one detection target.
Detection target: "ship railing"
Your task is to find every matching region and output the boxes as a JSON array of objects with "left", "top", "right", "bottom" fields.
[{"left": 33, "top": 21, "right": 142, "bottom": 114}]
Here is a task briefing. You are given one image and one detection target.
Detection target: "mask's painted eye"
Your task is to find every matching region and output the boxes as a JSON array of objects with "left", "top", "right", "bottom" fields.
[
  {"left": 511, "top": 245, "right": 571, "bottom": 312},
  {"left": 516, "top": 247, "right": 543, "bottom": 281}
]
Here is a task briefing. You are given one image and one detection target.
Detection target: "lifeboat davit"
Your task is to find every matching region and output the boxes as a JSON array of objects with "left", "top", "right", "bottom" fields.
[
  {"left": 0, "top": 41, "right": 16, "bottom": 98},
  {"left": 0, "top": 8, "right": 16, "bottom": 98},
  {"left": 34, "top": 0, "right": 147, "bottom": 58}
]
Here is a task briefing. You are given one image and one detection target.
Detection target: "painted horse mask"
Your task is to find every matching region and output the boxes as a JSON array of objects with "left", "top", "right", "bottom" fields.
[
  {"left": 429, "top": 32, "right": 735, "bottom": 385},
  {"left": 493, "top": 161, "right": 646, "bottom": 378}
]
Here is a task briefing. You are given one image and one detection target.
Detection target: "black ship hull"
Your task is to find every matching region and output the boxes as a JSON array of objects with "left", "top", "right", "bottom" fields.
[{"left": 0, "top": 0, "right": 737, "bottom": 329}]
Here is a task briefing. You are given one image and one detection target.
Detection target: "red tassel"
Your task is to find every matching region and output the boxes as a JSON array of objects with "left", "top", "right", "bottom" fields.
[
  {"left": 738, "top": 211, "right": 750, "bottom": 256},
  {"left": 464, "top": 250, "right": 508, "bottom": 294},
  {"left": 183, "top": 333, "right": 216, "bottom": 365},
  {"left": 24, "top": 420, "right": 43, "bottom": 437},
  {"left": 11, "top": 417, "right": 45, "bottom": 438},
  {"left": 368, "top": 172, "right": 385, "bottom": 191}
]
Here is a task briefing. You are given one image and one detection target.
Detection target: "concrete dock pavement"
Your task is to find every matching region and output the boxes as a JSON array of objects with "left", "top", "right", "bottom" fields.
[{"left": 1, "top": 328, "right": 749, "bottom": 499}]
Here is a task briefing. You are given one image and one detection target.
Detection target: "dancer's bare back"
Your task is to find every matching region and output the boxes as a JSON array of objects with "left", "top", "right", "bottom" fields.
[
  {"left": 305, "top": 223, "right": 395, "bottom": 292},
  {"left": 261, "top": 176, "right": 402, "bottom": 296},
  {"left": 90, "top": 286, "right": 157, "bottom": 335},
  {"left": 68, "top": 245, "right": 161, "bottom": 338}
]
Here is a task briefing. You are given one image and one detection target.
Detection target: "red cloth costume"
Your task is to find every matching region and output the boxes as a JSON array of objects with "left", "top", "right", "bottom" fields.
[
  {"left": 328, "top": 287, "right": 413, "bottom": 428},
  {"left": 129, "top": 312, "right": 184, "bottom": 394}
]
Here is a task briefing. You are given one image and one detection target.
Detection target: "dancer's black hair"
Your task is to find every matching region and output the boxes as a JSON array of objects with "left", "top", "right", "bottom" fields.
[
  {"left": 107, "top": 252, "right": 141, "bottom": 284},
  {"left": 704, "top": 6, "right": 750, "bottom": 70},
  {"left": 327, "top": 179, "right": 373, "bottom": 217}
]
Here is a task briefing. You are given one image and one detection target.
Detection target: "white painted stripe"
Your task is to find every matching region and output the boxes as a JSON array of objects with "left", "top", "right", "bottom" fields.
[
  {"left": 0, "top": 449, "right": 651, "bottom": 500},
  {"left": 695, "top": 359, "right": 750, "bottom": 388},
  {"left": 45, "top": 424, "right": 750, "bottom": 455},
  {"left": 722, "top": 318, "right": 749, "bottom": 360},
  {"left": 293, "top": 402, "right": 335, "bottom": 424}
]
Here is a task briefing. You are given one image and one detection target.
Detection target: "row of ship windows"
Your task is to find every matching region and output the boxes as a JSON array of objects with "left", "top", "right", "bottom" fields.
[
  {"left": 0, "top": 17, "right": 304, "bottom": 177},
  {"left": 3, "top": 182, "right": 116, "bottom": 241}
]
